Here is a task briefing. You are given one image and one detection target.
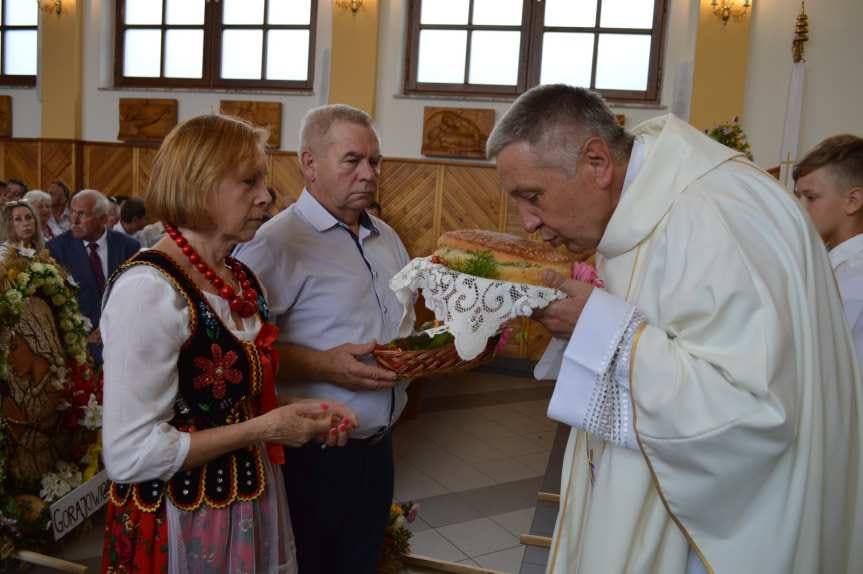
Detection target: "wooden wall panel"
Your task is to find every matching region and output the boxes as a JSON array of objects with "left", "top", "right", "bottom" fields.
[
  {"left": 3, "top": 141, "right": 39, "bottom": 189},
  {"left": 133, "top": 147, "right": 157, "bottom": 197},
  {"left": 270, "top": 153, "right": 304, "bottom": 210},
  {"left": 40, "top": 141, "right": 75, "bottom": 189},
  {"left": 503, "top": 194, "right": 530, "bottom": 238},
  {"left": 439, "top": 165, "right": 501, "bottom": 235},
  {"left": 379, "top": 161, "right": 439, "bottom": 257},
  {"left": 84, "top": 145, "right": 134, "bottom": 197}
]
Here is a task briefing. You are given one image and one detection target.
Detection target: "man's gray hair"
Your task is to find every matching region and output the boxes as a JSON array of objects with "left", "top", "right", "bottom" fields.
[
  {"left": 73, "top": 189, "right": 111, "bottom": 217},
  {"left": 487, "top": 84, "right": 633, "bottom": 175},
  {"left": 23, "top": 189, "right": 52, "bottom": 207},
  {"left": 299, "top": 104, "right": 376, "bottom": 154}
]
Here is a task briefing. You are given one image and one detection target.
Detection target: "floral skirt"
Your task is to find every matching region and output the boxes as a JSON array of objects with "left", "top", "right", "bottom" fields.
[
  {"left": 102, "top": 448, "right": 296, "bottom": 574},
  {"left": 102, "top": 501, "right": 169, "bottom": 574}
]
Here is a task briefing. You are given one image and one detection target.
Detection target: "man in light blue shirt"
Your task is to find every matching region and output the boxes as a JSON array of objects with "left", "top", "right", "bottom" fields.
[{"left": 235, "top": 104, "right": 411, "bottom": 574}]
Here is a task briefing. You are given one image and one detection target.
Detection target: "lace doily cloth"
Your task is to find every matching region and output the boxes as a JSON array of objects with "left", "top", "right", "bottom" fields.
[{"left": 390, "top": 257, "right": 567, "bottom": 361}]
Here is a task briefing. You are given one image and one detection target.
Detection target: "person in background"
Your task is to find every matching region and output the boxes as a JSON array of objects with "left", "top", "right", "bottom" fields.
[
  {"left": 366, "top": 200, "right": 382, "bottom": 220},
  {"left": 47, "top": 180, "right": 72, "bottom": 235},
  {"left": 5, "top": 179, "right": 27, "bottom": 202},
  {"left": 100, "top": 113, "right": 357, "bottom": 574},
  {"left": 1, "top": 199, "right": 45, "bottom": 253},
  {"left": 114, "top": 197, "right": 148, "bottom": 240},
  {"left": 105, "top": 197, "right": 122, "bottom": 229},
  {"left": 794, "top": 134, "right": 863, "bottom": 366},
  {"left": 23, "top": 190, "right": 55, "bottom": 241},
  {"left": 47, "top": 189, "right": 139, "bottom": 365},
  {"left": 137, "top": 221, "right": 166, "bottom": 248},
  {"left": 235, "top": 104, "right": 410, "bottom": 574}
]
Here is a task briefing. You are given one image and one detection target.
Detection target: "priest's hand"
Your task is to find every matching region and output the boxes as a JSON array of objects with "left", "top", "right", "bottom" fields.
[{"left": 533, "top": 270, "right": 594, "bottom": 339}]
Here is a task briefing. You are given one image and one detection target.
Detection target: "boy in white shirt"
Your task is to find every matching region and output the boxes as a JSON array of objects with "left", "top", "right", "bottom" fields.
[{"left": 795, "top": 134, "right": 863, "bottom": 365}]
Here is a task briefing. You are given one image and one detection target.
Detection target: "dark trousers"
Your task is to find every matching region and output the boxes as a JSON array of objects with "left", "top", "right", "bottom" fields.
[{"left": 282, "top": 432, "right": 394, "bottom": 574}]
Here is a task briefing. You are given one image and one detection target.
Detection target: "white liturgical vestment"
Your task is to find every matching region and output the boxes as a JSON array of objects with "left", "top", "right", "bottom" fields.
[{"left": 539, "top": 115, "right": 863, "bottom": 574}]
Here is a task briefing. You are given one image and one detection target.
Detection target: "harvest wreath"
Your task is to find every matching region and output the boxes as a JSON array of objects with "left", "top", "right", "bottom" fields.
[{"left": 0, "top": 246, "right": 102, "bottom": 556}]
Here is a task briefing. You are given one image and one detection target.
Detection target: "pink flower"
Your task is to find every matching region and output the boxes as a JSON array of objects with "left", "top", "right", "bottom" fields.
[
  {"left": 406, "top": 503, "right": 420, "bottom": 523},
  {"left": 571, "top": 262, "right": 604, "bottom": 288},
  {"left": 495, "top": 326, "right": 512, "bottom": 352}
]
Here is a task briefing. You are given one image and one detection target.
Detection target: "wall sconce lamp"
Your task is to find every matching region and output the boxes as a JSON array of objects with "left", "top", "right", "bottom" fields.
[
  {"left": 710, "top": 0, "right": 751, "bottom": 26},
  {"left": 335, "top": 0, "right": 363, "bottom": 13},
  {"left": 36, "top": 0, "right": 63, "bottom": 15}
]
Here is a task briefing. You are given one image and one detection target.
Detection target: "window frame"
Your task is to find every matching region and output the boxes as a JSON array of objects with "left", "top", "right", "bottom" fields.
[
  {"left": 0, "top": 1, "right": 38, "bottom": 87},
  {"left": 404, "top": 0, "right": 667, "bottom": 103},
  {"left": 114, "top": 0, "right": 318, "bottom": 91}
]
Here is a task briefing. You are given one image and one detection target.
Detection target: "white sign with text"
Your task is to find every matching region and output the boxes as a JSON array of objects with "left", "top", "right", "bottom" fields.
[{"left": 49, "top": 470, "right": 111, "bottom": 540}]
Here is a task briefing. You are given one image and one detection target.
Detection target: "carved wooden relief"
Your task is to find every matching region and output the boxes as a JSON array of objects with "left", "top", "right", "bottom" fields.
[
  {"left": 220, "top": 100, "right": 282, "bottom": 149},
  {"left": 421, "top": 107, "right": 495, "bottom": 159},
  {"left": 118, "top": 98, "right": 178, "bottom": 143}
]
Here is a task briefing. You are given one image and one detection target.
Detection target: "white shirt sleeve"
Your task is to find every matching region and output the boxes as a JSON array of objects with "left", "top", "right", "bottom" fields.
[
  {"left": 547, "top": 289, "right": 645, "bottom": 450},
  {"left": 100, "top": 266, "right": 192, "bottom": 483}
]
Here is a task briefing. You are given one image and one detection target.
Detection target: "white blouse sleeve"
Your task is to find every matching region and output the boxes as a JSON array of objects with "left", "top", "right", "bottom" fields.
[{"left": 100, "top": 265, "right": 192, "bottom": 483}]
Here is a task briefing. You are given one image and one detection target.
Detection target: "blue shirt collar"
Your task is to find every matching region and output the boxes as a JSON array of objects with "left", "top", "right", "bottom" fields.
[{"left": 296, "top": 189, "right": 379, "bottom": 236}]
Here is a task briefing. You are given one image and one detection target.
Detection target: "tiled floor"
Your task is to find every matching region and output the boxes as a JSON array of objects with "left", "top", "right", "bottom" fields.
[
  {"left": 395, "top": 369, "right": 559, "bottom": 573},
  {"left": 14, "top": 369, "right": 560, "bottom": 574}
]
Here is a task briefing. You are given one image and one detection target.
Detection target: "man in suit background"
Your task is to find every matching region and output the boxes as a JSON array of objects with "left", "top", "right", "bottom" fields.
[{"left": 48, "top": 189, "right": 139, "bottom": 364}]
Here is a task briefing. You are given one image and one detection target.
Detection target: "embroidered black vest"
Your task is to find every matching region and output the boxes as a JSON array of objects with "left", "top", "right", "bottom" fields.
[{"left": 106, "top": 250, "right": 271, "bottom": 513}]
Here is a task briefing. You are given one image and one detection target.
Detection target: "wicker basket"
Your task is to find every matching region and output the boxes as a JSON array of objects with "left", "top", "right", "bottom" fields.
[{"left": 373, "top": 337, "right": 498, "bottom": 380}]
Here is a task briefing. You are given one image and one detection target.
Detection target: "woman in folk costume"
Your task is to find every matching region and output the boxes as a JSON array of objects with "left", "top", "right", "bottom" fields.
[{"left": 100, "top": 114, "right": 358, "bottom": 574}]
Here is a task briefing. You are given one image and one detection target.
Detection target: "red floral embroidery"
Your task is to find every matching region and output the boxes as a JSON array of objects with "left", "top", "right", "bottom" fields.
[{"left": 193, "top": 343, "right": 243, "bottom": 399}]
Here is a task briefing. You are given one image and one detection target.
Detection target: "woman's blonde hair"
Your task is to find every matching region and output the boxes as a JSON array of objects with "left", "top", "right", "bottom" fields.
[
  {"left": 2, "top": 200, "right": 44, "bottom": 250},
  {"left": 146, "top": 114, "right": 269, "bottom": 229}
]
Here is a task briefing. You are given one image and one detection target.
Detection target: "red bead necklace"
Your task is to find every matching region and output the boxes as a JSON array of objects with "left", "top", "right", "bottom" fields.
[{"left": 165, "top": 223, "right": 259, "bottom": 318}]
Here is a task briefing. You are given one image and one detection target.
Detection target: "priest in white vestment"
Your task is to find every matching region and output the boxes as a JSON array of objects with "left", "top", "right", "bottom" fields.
[
  {"left": 793, "top": 134, "right": 863, "bottom": 366},
  {"left": 486, "top": 85, "right": 863, "bottom": 574}
]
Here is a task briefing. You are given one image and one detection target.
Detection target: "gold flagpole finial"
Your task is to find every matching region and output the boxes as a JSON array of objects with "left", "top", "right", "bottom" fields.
[{"left": 792, "top": 2, "right": 809, "bottom": 63}]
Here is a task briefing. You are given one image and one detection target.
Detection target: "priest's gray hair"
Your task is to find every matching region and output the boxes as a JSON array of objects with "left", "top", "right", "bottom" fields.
[
  {"left": 299, "top": 104, "right": 377, "bottom": 155},
  {"left": 487, "top": 84, "right": 633, "bottom": 176},
  {"left": 73, "top": 188, "right": 111, "bottom": 216}
]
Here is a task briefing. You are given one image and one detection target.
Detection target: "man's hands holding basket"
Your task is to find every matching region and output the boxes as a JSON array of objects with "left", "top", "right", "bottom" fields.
[{"left": 321, "top": 341, "right": 399, "bottom": 391}]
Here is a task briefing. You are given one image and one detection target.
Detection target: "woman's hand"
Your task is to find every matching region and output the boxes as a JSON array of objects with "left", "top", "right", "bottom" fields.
[
  {"left": 293, "top": 399, "right": 359, "bottom": 448},
  {"left": 259, "top": 400, "right": 359, "bottom": 448}
]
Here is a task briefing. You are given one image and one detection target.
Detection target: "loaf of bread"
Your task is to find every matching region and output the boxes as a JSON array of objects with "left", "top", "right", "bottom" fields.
[{"left": 433, "top": 230, "right": 571, "bottom": 286}]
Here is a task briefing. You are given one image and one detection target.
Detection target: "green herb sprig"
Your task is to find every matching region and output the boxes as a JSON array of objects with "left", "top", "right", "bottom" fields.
[{"left": 450, "top": 251, "right": 498, "bottom": 279}]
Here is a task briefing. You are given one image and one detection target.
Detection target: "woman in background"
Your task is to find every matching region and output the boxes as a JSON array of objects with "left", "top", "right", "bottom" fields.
[
  {"left": 1, "top": 199, "right": 45, "bottom": 252},
  {"left": 23, "top": 190, "right": 55, "bottom": 241}
]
